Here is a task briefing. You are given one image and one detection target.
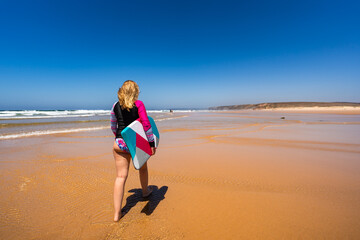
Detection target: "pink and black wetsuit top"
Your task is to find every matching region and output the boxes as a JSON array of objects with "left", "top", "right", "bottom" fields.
[{"left": 110, "top": 100, "right": 155, "bottom": 147}]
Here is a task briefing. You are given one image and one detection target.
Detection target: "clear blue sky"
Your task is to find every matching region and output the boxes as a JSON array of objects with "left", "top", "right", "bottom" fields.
[{"left": 0, "top": 0, "right": 359, "bottom": 110}]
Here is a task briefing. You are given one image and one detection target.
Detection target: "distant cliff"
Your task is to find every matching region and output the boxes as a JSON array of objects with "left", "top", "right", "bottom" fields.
[{"left": 209, "top": 102, "right": 360, "bottom": 110}]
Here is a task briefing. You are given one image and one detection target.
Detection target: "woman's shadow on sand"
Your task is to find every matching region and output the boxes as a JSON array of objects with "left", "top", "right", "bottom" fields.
[{"left": 121, "top": 185, "right": 168, "bottom": 216}]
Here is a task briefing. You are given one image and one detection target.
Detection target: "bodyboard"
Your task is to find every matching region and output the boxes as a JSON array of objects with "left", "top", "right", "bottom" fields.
[{"left": 121, "top": 116, "right": 160, "bottom": 170}]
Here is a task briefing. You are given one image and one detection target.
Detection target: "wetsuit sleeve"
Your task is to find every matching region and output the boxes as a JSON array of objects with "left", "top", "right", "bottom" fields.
[
  {"left": 110, "top": 102, "right": 117, "bottom": 136},
  {"left": 135, "top": 100, "right": 155, "bottom": 147}
]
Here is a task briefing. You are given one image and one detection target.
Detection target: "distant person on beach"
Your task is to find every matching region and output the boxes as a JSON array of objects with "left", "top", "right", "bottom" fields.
[{"left": 110, "top": 80, "right": 156, "bottom": 222}]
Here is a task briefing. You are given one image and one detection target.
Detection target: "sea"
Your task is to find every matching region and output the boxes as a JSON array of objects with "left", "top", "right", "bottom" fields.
[{"left": 0, "top": 109, "right": 197, "bottom": 140}]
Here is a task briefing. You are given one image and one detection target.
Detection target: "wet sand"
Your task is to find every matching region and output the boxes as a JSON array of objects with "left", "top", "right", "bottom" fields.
[{"left": 0, "top": 111, "right": 360, "bottom": 239}]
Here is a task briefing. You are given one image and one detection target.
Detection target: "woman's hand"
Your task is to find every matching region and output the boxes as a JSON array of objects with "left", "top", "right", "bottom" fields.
[{"left": 151, "top": 147, "right": 156, "bottom": 155}]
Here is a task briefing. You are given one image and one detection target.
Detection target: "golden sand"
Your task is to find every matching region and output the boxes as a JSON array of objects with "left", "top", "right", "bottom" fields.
[{"left": 0, "top": 111, "right": 359, "bottom": 239}]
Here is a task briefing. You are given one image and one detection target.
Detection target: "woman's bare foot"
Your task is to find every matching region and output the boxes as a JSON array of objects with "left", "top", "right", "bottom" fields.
[
  {"left": 113, "top": 211, "right": 122, "bottom": 222},
  {"left": 142, "top": 186, "right": 153, "bottom": 198}
]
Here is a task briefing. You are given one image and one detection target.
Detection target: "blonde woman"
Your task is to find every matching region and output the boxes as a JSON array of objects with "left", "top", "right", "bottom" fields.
[{"left": 110, "top": 80, "right": 156, "bottom": 222}]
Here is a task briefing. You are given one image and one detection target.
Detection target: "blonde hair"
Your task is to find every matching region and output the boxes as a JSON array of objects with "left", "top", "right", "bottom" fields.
[{"left": 118, "top": 80, "right": 139, "bottom": 111}]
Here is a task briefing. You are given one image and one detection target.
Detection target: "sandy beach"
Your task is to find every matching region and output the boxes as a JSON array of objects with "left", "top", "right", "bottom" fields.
[
  {"left": 261, "top": 107, "right": 360, "bottom": 115},
  {"left": 1, "top": 110, "right": 360, "bottom": 239}
]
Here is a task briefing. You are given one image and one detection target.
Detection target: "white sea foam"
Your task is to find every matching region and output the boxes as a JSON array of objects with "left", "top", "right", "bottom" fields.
[
  {"left": 0, "top": 110, "right": 110, "bottom": 119},
  {"left": 0, "top": 126, "right": 108, "bottom": 140},
  {"left": 0, "top": 109, "right": 208, "bottom": 119}
]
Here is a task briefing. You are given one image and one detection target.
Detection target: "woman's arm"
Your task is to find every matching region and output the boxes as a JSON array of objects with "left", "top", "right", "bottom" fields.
[
  {"left": 110, "top": 102, "right": 118, "bottom": 136},
  {"left": 135, "top": 100, "right": 155, "bottom": 147}
]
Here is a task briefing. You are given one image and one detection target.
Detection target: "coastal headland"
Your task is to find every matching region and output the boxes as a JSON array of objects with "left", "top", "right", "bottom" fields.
[{"left": 209, "top": 101, "right": 360, "bottom": 111}]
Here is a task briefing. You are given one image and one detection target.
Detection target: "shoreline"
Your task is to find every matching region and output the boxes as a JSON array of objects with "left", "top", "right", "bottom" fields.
[{"left": 0, "top": 113, "right": 188, "bottom": 140}]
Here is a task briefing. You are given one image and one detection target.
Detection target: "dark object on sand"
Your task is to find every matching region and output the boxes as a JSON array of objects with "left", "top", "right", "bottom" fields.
[
  {"left": 170, "top": 109, "right": 173, "bottom": 113},
  {"left": 281, "top": 117, "right": 285, "bottom": 119}
]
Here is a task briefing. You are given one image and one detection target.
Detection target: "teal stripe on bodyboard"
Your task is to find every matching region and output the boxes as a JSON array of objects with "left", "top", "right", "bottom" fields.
[
  {"left": 148, "top": 116, "right": 160, "bottom": 147},
  {"left": 121, "top": 126, "right": 137, "bottom": 159}
]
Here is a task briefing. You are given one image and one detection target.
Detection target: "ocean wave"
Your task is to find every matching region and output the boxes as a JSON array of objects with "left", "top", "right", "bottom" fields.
[
  {"left": 0, "top": 109, "right": 207, "bottom": 119},
  {"left": 0, "top": 126, "right": 108, "bottom": 140},
  {"left": 0, "top": 110, "right": 110, "bottom": 119}
]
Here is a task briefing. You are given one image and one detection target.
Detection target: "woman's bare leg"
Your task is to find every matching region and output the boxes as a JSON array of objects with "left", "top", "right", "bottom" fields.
[
  {"left": 113, "top": 141, "right": 130, "bottom": 222},
  {"left": 139, "top": 162, "right": 152, "bottom": 197}
]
